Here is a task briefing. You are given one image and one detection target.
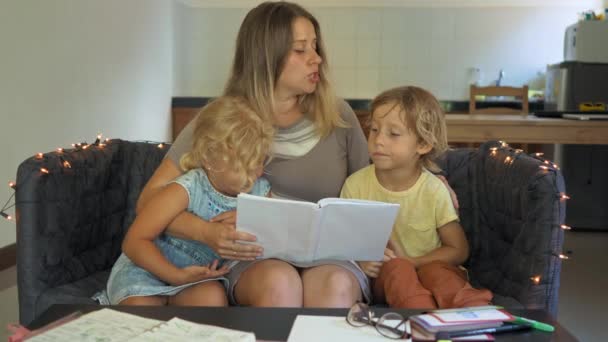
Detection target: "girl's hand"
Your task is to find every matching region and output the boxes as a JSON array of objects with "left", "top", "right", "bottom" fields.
[
  {"left": 203, "top": 221, "right": 263, "bottom": 261},
  {"left": 174, "top": 260, "right": 229, "bottom": 286},
  {"left": 357, "top": 261, "right": 383, "bottom": 278}
]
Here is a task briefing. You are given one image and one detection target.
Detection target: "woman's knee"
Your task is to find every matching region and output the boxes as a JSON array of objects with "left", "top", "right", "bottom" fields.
[
  {"left": 235, "top": 260, "right": 302, "bottom": 306},
  {"left": 302, "top": 266, "right": 361, "bottom": 307}
]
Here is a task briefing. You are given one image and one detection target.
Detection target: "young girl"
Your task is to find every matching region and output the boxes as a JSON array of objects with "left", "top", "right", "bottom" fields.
[
  {"left": 341, "top": 86, "right": 492, "bottom": 309},
  {"left": 106, "top": 96, "right": 274, "bottom": 306}
]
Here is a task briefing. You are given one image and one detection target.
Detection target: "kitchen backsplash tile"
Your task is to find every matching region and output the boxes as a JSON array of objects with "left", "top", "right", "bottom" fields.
[{"left": 174, "top": 5, "right": 586, "bottom": 99}]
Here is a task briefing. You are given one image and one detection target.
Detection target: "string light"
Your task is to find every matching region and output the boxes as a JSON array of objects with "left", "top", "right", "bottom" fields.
[
  {"left": 559, "top": 193, "right": 570, "bottom": 201},
  {"left": 539, "top": 165, "right": 549, "bottom": 171},
  {"left": 56, "top": 148, "right": 63, "bottom": 153},
  {"left": 559, "top": 254, "right": 569, "bottom": 260},
  {"left": 560, "top": 224, "right": 572, "bottom": 230},
  {"left": 8, "top": 181, "right": 15, "bottom": 189},
  {"left": 40, "top": 168, "right": 49, "bottom": 174},
  {"left": 530, "top": 275, "right": 541, "bottom": 285},
  {"left": 158, "top": 143, "right": 164, "bottom": 149},
  {"left": 514, "top": 149, "right": 523, "bottom": 154},
  {"left": 504, "top": 156, "right": 512, "bottom": 164},
  {"left": 35, "top": 153, "right": 43, "bottom": 159},
  {"left": 62, "top": 160, "right": 72, "bottom": 169},
  {"left": 490, "top": 147, "right": 498, "bottom": 156},
  {"left": 534, "top": 152, "right": 544, "bottom": 157},
  {"left": 0, "top": 212, "right": 11, "bottom": 220}
]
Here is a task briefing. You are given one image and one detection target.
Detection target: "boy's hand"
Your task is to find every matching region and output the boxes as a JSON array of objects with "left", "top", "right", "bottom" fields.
[
  {"left": 173, "top": 260, "right": 229, "bottom": 286},
  {"left": 358, "top": 261, "right": 383, "bottom": 278}
]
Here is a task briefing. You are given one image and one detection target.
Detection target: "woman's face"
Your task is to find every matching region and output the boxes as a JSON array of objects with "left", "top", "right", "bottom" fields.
[{"left": 276, "top": 17, "right": 322, "bottom": 98}]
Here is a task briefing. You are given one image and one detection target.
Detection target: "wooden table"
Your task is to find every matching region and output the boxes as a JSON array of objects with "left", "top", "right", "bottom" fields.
[
  {"left": 446, "top": 114, "right": 608, "bottom": 145},
  {"left": 30, "top": 304, "right": 578, "bottom": 341}
]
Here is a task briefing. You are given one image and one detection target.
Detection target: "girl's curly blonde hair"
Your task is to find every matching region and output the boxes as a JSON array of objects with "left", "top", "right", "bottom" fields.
[
  {"left": 180, "top": 96, "right": 274, "bottom": 190},
  {"left": 370, "top": 86, "right": 448, "bottom": 173}
]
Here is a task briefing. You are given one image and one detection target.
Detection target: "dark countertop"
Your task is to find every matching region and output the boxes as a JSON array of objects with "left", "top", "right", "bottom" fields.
[{"left": 172, "top": 97, "right": 543, "bottom": 113}]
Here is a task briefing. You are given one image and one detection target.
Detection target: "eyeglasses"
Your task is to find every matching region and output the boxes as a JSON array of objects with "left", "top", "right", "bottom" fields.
[{"left": 346, "top": 302, "right": 411, "bottom": 339}]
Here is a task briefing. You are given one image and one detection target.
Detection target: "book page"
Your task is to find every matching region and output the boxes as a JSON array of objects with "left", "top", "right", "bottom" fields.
[
  {"left": 129, "top": 317, "right": 255, "bottom": 342},
  {"left": 27, "top": 308, "right": 162, "bottom": 342},
  {"left": 314, "top": 200, "right": 399, "bottom": 261},
  {"left": 237, "top": 193, "right": 317, "bottom": 262}
]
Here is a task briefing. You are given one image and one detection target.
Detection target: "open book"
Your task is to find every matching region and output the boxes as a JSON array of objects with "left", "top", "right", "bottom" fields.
[
  {"left": 22, "top": 308, "right": 255, "bottom": 342},
  {"left": 236, "top": 194, "right": 400, "bottom": 263}
]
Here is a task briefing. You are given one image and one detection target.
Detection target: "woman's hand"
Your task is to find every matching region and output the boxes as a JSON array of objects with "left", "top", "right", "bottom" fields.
[
  {"left": 203, "top": 217, "right": 263, "bottom": 261},
  {"left": 437, "top": 175, "right": 459, "bottom": 209},
  {"left": 173, "top": 260, "right": 229, "bottom": 286},
  {"left": 210, "top": 210, "right": 237, "bottom": 225}
]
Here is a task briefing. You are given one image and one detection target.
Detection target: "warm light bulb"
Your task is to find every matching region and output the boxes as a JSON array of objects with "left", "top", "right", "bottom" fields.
[
  {"left": 0, "top": 212, "right": 11, "bottom": 220},
  {"left": 82, "top": 144, "right": 88, "bottom": 150},
  {"left": 559, "top": 254, "right": 569, "bottom": 260},
  {"left": 515, "top": 149, "right": 523, "bottom": 154},
  {"left": 8, "top": 181, "right": 15, "bottom": 189},
  {"left": 544, "top": 160, "right": 550, "bottom": 165},
  {"left": 56, "top": 148, "right": 64, "bottom": 153},
  {"left": 530, "top": 275, "right": 541, "bottom": 285},
  {"left": 40, "top": 168, "right": 49, "bottom": 174},
  {"left": 158, "top": 143, "right": 164, "bottom": 149},
  {"left": 560, "top": 193, "right": 570, "bottom": 200},
  {"left": 63, "top": 161, "right": 72, "bottom": 168},
  {"left": 539, "top": 165, "right": 549, "bottom": 171},
  {"left": 560, "top": 224, "right": 571, "bottom": 230},
  {"left": 35, "top": 153, "right": 43, "bottom": 159},
  {"left": 534, "top": 152, "right": 544, "bottom": 157},
  {"left": 97, "top": 133, "right": 102, "bottom": 140},
  {"left": 99, "top": 143, "right": 106, "bottom": 148},
  {"left": 504, "top": 156, "right": 512, "bottom": 164}
]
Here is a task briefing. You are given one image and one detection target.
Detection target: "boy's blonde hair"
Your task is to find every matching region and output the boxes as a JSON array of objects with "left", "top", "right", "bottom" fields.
[
  {"left": 370, "top": 86, "right": 448, "bottom": 173},
  {"left": 180, "top": 97, "right": 274, "bottom": 189},
  {"left": 224, "top": 1, "right": 344, "bottom": 137}
]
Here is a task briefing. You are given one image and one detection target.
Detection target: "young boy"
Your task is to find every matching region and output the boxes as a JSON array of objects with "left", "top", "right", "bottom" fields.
[{"left": 341, "top": 86, "right": 492, "bottom": 309}]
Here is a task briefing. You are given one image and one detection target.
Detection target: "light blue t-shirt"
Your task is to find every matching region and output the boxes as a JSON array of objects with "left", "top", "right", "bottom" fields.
[{"left": 172, "top": 168, "right": 271, "bottom": 220}]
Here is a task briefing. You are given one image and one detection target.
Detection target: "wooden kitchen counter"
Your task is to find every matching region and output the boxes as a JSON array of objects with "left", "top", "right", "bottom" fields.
[
  {"left": 172, "top": 106, "right": 608, "bottom": 145},
  {"left": 445, "top": 113, "right": 608, "bottom": 145}
]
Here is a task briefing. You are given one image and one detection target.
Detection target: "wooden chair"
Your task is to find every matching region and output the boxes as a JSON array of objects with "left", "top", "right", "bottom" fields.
[{"left": 469, "top": 85, "right": 529, "bottom": 116}]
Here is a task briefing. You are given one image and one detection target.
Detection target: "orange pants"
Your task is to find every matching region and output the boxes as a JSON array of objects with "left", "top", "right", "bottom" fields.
[{"left": 373, "top": 258, "right": 493, "bottom": 309}]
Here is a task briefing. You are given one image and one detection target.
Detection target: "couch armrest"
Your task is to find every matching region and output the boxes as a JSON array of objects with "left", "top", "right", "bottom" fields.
[
  {"left": 439, "top": 142, "right": 566, "bottom": 317},
  {"left": 15, "top": 139, "right": 167, "bottom": 324}
]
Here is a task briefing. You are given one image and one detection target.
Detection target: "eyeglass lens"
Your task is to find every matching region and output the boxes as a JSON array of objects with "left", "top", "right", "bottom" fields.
[{"left": 377, "top": 312, "right": 409, "bottom": 339}]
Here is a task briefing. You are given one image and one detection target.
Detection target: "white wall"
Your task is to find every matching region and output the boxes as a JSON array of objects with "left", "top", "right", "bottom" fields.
[
  {"left": 173, "top": 2, "right": 596, "bottom": 99},
  {"left": 0, "top": 0, "right": 174, "bottom": 248}
]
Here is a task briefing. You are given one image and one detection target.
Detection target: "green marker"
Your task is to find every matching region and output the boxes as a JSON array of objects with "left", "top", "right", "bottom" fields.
[{"left": 512, "top": 315, "right": 555, "bottom": 332}]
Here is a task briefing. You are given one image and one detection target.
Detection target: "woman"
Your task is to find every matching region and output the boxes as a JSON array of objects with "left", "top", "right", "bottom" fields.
[{"left": 138, "top": 1, "right": 370, "bottom": 307}]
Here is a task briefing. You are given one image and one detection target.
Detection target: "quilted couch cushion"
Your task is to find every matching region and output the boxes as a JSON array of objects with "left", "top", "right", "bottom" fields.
[
  {"left": 437, "top": 141, "right": 565, "bottom": 316},
  {"left": 16, "top": 140, "right": 167, "bottom": 324}
]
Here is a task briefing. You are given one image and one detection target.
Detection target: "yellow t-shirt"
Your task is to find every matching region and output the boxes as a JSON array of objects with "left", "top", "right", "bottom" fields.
[{"left": 340, "top": 165, "right": 459, "bottom": 258}]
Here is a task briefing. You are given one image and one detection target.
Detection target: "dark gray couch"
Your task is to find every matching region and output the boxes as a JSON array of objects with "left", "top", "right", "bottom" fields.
[{"left": 15, "top": 139, "right": 566, "bottom": 325}]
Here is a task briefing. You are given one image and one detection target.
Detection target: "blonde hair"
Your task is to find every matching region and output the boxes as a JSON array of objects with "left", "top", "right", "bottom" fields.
[
  {"left": 180, "top": 96, "right": 274, "bottom": 190},
  {"left": 223, "top": 1, "right": 343, "bottom": 137},
  {"left": 370, "top": 86, "right": 448, "bottom": 173}
]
